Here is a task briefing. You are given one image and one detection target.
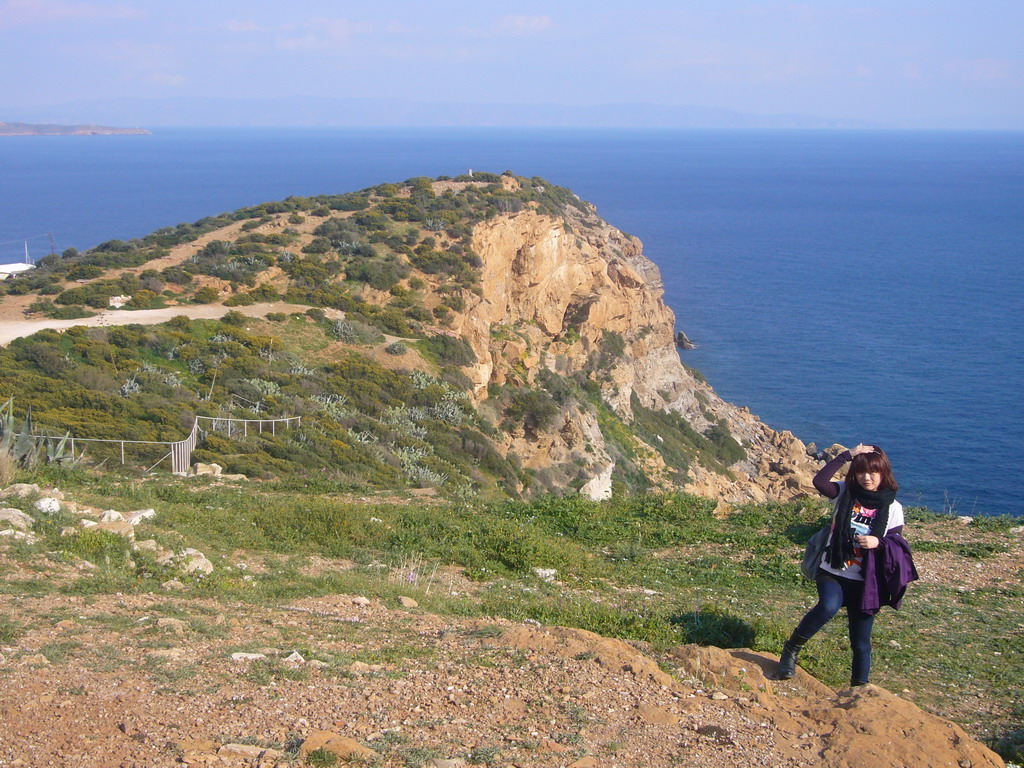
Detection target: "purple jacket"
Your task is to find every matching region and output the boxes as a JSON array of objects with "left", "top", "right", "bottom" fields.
[
  {"left": 860, "top": 528, "right": 919, "bottom": 615},
  {"left": 814, "top": 450, "right": 919, "bottom": 614}
]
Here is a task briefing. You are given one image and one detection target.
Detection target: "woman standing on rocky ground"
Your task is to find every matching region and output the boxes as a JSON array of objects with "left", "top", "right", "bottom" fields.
[{"left": 775, "top": 444, "right": 918, "bottom": 686}]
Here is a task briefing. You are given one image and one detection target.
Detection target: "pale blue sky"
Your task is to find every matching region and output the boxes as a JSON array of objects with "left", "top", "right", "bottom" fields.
[{"left": 2, "top": 0, "right": 1022, "bottom": 128}]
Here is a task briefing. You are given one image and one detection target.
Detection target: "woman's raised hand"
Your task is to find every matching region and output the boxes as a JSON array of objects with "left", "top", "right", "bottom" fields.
[{"left": 850, "top": 443, "right": 875, "bottom": 457}]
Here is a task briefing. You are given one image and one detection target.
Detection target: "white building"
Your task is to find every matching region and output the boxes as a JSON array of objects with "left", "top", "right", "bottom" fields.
[{"left": 0, "top": 263, "right": 35, "bottom": 279}]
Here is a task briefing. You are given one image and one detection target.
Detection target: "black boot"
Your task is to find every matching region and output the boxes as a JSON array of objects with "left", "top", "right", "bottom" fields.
[
  {"left": 850, "top": 678, "right": 868, "bottom": 687},
  {"left": 775, "top": 631, "right": 810, "bottom": 680}
]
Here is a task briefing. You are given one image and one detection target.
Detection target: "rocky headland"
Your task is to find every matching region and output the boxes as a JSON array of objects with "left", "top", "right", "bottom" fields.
[
  {"left": 0, "top": 121, "right": 150, "bottom": 136},
  {"left": 1, "top": 172, "right": 818, "bottom": 506}
]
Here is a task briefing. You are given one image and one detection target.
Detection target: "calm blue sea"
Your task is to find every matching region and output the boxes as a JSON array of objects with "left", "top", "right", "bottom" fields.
[{"left": 1, "top": 128, "right": 1021, "bottom": 516}]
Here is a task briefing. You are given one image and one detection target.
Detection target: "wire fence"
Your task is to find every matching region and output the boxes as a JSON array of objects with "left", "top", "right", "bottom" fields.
[{"left": 20, "top": 414, "right": 301, "bottom": 474}]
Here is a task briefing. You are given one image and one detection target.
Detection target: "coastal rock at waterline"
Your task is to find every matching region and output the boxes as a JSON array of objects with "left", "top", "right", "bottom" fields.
[
  {"left": 824, "top": 443, "right": 848, "bottom": 461},
  {"left": 0, "top": 508, "right": 33, "bottom": 531}
]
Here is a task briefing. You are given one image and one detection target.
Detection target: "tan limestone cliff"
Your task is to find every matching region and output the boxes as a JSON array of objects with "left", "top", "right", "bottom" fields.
[{"left": 454, "top": 198, "right": 820, "bottom": 503}]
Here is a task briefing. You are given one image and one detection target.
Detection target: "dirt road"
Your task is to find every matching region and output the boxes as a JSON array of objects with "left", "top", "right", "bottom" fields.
[{"left": 0, "top": 302, "right": 316, "bottom": 346}]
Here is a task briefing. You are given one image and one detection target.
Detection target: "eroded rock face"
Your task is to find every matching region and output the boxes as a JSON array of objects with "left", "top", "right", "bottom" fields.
[{"left": 459, "top": 206, "right": 820, "bottom": 504}]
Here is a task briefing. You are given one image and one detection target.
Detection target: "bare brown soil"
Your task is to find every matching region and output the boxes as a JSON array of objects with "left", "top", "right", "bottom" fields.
[{"left": 0, "top": 555, "right": 1007, "bottom": 768}]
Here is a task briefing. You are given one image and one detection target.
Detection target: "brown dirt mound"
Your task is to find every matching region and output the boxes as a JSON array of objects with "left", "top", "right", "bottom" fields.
[{"left": 0, "top": 577, "right": 1006, "bottom": 768}]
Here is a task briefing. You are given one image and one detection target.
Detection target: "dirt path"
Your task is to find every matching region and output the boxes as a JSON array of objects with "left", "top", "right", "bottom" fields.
[
  {"left": 0, "top": 302, "right": 323, "bottom": 346},
  {"left": 0, "top": 211, "right": 331, "bottom": 346}
]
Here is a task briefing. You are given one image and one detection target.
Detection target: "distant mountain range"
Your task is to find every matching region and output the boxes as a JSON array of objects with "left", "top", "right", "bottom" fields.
[
  {"left": 6, "top": 97, "right": 885, "bottom": 129},
  {"left": 0, "top": 121, "right": 150, "bottom": 136}
]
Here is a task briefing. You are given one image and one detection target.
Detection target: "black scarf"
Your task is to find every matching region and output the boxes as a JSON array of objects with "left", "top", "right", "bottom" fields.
[{"left": 826, "top": 481, "right": 896, "bottom": 570}]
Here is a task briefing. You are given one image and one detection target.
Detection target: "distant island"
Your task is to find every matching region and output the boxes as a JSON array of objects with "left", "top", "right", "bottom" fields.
[{"left": 0, "top": 121, "right": 150, "bottom": 136}]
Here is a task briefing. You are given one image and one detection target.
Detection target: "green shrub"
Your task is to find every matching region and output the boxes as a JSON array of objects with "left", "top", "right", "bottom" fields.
[
  {"left": 62, "top": 529, "right": 133, "bottom": 568},
  {"left": 224, "top": 292, "right": 255, "bottom": 307},
  {"left": 331, "top": 319, "right": 384, "bottom": 345},
  {"left": 192, "top": 286, "right": 219, "bottom": 303},
  {"left": 503, "top": 389, "right": 559, "bottom": 433},
  {"left": 418, "top": 335, "right": 475, "bottom": 367}
]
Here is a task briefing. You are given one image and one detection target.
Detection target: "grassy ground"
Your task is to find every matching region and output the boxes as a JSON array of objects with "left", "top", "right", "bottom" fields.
[{"left": 3, "top": 466, "right": 1022, "bottom": 761}]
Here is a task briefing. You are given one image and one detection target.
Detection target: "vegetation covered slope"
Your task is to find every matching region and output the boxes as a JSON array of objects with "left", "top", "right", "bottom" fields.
[{"left": 1, "top": 172, "right": 782, "bottom": 499}]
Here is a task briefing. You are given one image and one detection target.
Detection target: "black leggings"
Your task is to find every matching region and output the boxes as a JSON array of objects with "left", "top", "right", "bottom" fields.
[{"left": 795, "top": 570, "right": 876, "bottom": 682}]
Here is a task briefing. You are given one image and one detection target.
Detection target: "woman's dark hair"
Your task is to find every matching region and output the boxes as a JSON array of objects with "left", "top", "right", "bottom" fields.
[{"left": 849, "top": 446, "right": 898, "bottom": 492}]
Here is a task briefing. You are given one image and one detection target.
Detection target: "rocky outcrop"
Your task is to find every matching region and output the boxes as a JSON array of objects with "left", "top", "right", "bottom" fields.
[{"left": 456, "top": 192, "right": 820, "bottom": 504}]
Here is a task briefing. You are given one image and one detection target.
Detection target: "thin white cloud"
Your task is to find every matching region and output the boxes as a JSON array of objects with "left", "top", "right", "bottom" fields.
[
  {"left": 946, "top": 58, "right": 1015, "bottom": 83},
  {"left": 460, "top": 14, "right": 553, "bottom": 38},
  {"left": 224, "top": 20, "right": 263, "bottom": 34},
  {"left": 378, "top": 43, "right": 473, "bottom": 63},
  {"left": 148, "top": 71, "right": 184, "bottom": 87},
  {"left": 269, "top": 17, "right": 373, "bottom": 51},
  {"left": 497, "top": 15, "right": 552, "bottom": 35},
  {"left": 0, "top": 0, "right": 141, "bottom": 29}
]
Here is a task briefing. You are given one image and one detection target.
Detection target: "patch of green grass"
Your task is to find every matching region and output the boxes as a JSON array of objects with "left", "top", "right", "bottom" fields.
[
  {"left": 467, "top": 745, "right": 501, "bottom": 765},
  {"left": 145, "top": 658, "right": 202, "bottom": 685},
  {"left": 0, "top": 614, "right": 22, "bottom": 643},
  {"left": 59, "top": 529, "right": 135, "bottom": 568},
  {"left": 395, "top": 746, "right": 442, "bottom": 768},
  {"left": 352, "top": 642, "right": 434, "bottom": 665},
  {"left": 967, "top": 515, "right": 1022, "bottom": 532},
  {"left": 84, "top": 614, "right": 140, "bottom": 630},
  {"left": 39, "top": 640, "right": 81, "bottom": 664},
  {"left": 913, "top": 540, "right": 1007, "bottom": 557},
  {"left": 306, "top": 748, "right": 338, "bottom": 767},
  {"left": 241, "top": 658, "right": 310, "bottom": 686}
]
